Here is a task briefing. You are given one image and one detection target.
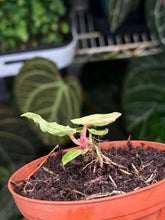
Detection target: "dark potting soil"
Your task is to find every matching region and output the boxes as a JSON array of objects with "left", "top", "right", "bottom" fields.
[{"left": 14, "top": 141, "right": 165, "bottom": 201}]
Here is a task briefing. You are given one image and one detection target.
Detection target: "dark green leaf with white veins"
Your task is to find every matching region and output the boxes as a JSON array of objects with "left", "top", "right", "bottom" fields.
[
  {"left": 21, "top": 112, "right": 76, "bottom": 136},
  {"left": 71, "top": 112, "right": 121, "bottom": 126},
  {"left": 122, "top": 53, "right": 165, "bottom": 142},
  {"left": 14, "top": 57, "right": 82, "bottom": 146},
  {"left": 105, "top": 0, "right": 139, "bottom": 33},
  {"left": 145, "top": 0, "right": 165, "bottom": 45}
]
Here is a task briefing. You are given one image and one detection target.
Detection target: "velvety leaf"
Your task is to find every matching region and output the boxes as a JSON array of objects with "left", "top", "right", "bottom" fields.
[
  {"left": 122, "top": 53, "right": 165, "bottom": 141},
  {"left": 0, "top": 164, "right": 23, "bottom": 219},
  {"left": 105, "top": 0, "right": 139, "bottom": 33},
  {"left": 0, "top": 107, "right": 37, "bottom": 165},
  {"left": 62, "top": 149, "right": 85, "bottom": 166},
  {"left": 15, "top": 57, "right": 82, "bottom": 146},
  {"left": 21, "top": 112, "right": 76, "bottom": 136},
  {"left": 71, "top": 112, "right": 121, "bottom": 126},
  {"left": 145, "top": 0, "right": 165, "bottom": 45}
]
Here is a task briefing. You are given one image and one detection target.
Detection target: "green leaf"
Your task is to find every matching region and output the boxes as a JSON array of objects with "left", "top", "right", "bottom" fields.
[
  {"left": 21, "top": 112, "right": 76, "bottom": 136},
  {"left": 75, "top": 127, "right": 83, "bottom": 133},
  {"left": 71, "top": 112, "right": 121, "bottom": 126},
  {"left": 122, "top": 53, "right": 165, "bottom": 142},
  {"left": 0, "top": 107, "right": 37, "bottom": 164},
  {"left": 0, "top": 163, "right": 24, "bottom": 219},
  {"left": 88, "top": 128, "right": 109, "bottom": 136},
  {"left": 105, "top": 0, "right": 139, "bottom": 33},
  {"left": 61, "top": 22, "right": 69, "bottom": 34},
  {"left": 62, "top": 149, "right": 85, "bottom": 166},
  {"left": 145, "top": 0, "right": 165, "bottom": 45},
  {"left": 14, "top": 57, "right": 82, "bottom": 146}
]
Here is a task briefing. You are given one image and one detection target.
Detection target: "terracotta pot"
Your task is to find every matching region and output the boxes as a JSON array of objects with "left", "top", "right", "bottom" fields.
[{"left": 8, "top": 141, "right": 165, "bottom": 220}]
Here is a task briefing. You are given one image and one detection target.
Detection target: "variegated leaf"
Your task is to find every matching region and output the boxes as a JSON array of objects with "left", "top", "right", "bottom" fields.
[
  {"left": 21, "top": 112, "right": 76, "bottom": 136},
  {"left": 71, "top": 112, "right": 121, "bottom": 126}
]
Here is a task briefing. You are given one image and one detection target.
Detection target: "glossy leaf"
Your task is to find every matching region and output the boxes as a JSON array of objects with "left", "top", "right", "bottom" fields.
[
  {"left": 62, "top": 149, "right": 85, "bottom": 166},
  {"left": 71, "top": 112, "right": 121, "bottom": 126},
  {"left": 88, "top": 128, "right": 109, "bottom": 136},
  {"left": 21, "top": 112, "right": 76, "bottom": 136}
]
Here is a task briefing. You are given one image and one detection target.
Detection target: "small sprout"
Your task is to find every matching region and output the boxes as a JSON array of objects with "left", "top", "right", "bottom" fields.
[
  {"left": 62, "top": 149, "right": 87, "bottom": 166},
  {"left": 21, "top": 112, "right": 121, "bottom": 166},
  {"left": 87, "top": 128, "right": 109, "bottom": 136}
]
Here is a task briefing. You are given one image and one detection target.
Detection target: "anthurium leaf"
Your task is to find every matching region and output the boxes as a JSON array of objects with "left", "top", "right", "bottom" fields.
[
  {"left": 21, "top": 112, "right": 76, "bottom": 136},
  {"left": 14, "top": 57, "right": 82, "bottom": 146},
  {"left": 0, "top": 107, "right": 38, "bottom": 164},
  {"left": 105, "top": 0, "right": 139, "bottom": 33},
  {"left": 122, "top": 53, "right": 165, "bottom": 141},
  {"left": 146, "top": 0, "right": 165, "bottom": 46},
  {"left": 0, "top": 163, "right": 24, "bottom": 219},
  {"left": 62, "top": 149, "right": 85, "bottom": 166},
  {"left": 71, "top": 112, "right": 121, "bottom": 126},
  {"left": 88, "top": 128, "right": 109, "bottom": 136}
]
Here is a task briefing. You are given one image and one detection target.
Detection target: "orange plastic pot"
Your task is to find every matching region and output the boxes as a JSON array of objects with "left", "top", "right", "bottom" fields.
[{"left": 8, "top": 141, "right": 165, "bottom": 220}]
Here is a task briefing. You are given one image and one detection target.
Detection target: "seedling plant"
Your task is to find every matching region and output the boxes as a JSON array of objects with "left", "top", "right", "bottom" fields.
[{"left": 21, "top": 112, "right": 121, "bottom": 167}]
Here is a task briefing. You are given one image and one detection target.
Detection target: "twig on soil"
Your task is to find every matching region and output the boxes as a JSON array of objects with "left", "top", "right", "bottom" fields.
[
  {"left": 132, "top": 163, "right": 149, "bottom": 186},
  {"left": 72, "top": 189, "right": 87, "bottom": 198},
  {"left": 23, "top": 181, "right": 32, "bottom": 194},
  {"left": 42, "top": 166, "right": 59, "bottom": 176},
  {"left": 140, "top": 160, "right": 153, "bottom": 171},
  {"left": 118, "top": 168, "right": 131, "bottom": 175},
  {"left": 132, "top": 163, "right": 139, "bottom": 174},
  {"left": 109, "top": 175, "right": 117, "bottom": 188},
  {"left": 15, "top": 145, "right": 59, "bottom": 186},
  {"left": 86, "top": 190, "right": 125, "bottom": 200},
  {"left": 81, "top": 159, "right": 97, "bottom": 172},
  {"left": 84, "top": 177, "right": 106, "bottom": 186}
]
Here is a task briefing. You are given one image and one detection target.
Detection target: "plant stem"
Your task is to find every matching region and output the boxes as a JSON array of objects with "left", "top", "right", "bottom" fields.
[
  {"left": 69, "top": 134, "right": 82, "bottom": 146},
  {"left": 80, "top": 124, "right": 87, "bottom": 148}
]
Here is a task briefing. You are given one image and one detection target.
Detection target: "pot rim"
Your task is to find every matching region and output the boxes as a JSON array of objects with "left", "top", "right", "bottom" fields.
[{"left": 8, "top": 140, "right": 165, "bottom": 205}]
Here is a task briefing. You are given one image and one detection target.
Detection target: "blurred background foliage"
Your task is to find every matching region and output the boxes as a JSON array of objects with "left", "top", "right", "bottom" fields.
[
  {"left": 1, "top": 0, "right": 165, "bottom": 219},
  {"left": 14, "top": 57, "right": 83, "bottom": 147},
  {"left": 0, "top": 0, "right": 69, "bottom": 53},
  {"left": 122, "top": 53, "right": 165, "bottom": 142}
]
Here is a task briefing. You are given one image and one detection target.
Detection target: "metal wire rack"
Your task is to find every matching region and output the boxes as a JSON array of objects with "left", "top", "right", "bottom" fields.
[{"left": 72, "top": 9, "right": 162, "bottom": 62}]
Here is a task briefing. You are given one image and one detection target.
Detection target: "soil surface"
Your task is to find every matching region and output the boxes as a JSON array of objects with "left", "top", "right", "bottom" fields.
[{"left": 14, "top": 141, "right": 165, "bottom": 201}]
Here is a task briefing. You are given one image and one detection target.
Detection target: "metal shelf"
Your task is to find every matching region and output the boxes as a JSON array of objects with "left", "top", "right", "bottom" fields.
[{"left": 72, "top": 9, "right": 162, "bottom": 62}]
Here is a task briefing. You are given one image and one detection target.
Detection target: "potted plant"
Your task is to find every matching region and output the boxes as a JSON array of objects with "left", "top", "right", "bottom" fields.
[
  {"left": 0, "top": 0, "right": 76, "bottom": 77},
  {"left": 8, "top": 112, "right": 165, "bottom": 220}
]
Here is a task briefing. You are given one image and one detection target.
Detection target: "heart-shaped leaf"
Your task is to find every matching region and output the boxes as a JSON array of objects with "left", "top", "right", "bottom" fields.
[
  {"left": 122, "top": 53, "right": 165, "bottom": 141},
  {"left": 145, "top": 0, "right": 165, "bottom": 45},
  {"left": 15, "top": 57, "right": 82, "bottom": 146},
  {"left": 71, "top": 112, "right": 121, "bottom": 126}
]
